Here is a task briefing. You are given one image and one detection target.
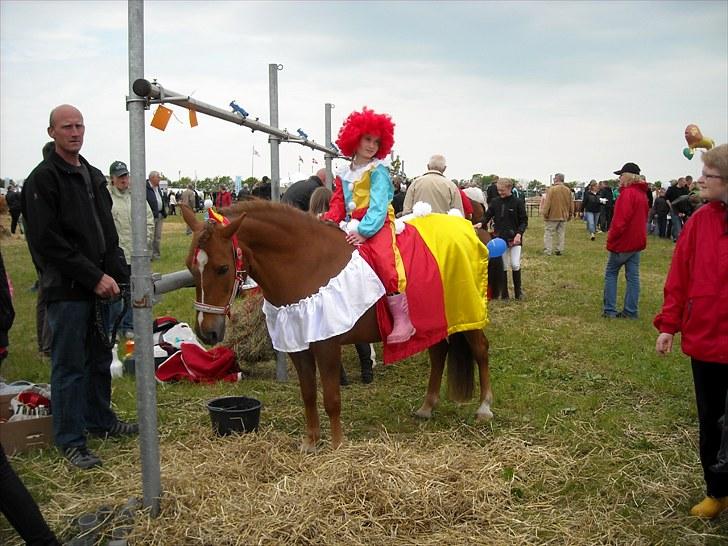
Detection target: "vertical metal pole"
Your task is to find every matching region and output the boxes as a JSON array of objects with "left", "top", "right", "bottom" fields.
[
  {"left": 128, "top": 0, "right": 161, "bottom": 517},
  {"left": 324, "top": 103, "right": 334, "bottom": 189},
  {"left": 268, "top": 63, "right": 288, "bottom": 382}
]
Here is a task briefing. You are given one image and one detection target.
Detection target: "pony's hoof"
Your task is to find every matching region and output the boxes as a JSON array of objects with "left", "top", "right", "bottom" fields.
[
  {"left": 300, "top": 439, "right": 318, "bottom": 454},
  {"left": 413, "top": 408, "right": 432, "bottom": 420},
  {"left": 476, "top": 409, "right": 494, "bottom": 422}
]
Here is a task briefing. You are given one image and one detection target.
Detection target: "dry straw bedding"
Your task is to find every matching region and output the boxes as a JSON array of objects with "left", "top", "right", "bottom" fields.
[{"left": 13, "top": 422, "right": 725, "bottom": 545}]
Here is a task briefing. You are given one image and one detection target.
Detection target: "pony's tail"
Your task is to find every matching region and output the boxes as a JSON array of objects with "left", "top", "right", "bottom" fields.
[{"left": 446, "top": 332, "right": 474, "bottom": 402}]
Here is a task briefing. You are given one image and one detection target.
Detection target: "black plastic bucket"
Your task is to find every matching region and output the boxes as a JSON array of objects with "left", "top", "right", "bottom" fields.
[{"left": 207, "top": 396, "right": 261, "bottom": 435}]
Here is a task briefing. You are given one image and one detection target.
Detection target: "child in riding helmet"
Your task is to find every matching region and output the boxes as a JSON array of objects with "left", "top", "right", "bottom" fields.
[{"left": 322, "top": 107, "right": 415, "bottom": 344}]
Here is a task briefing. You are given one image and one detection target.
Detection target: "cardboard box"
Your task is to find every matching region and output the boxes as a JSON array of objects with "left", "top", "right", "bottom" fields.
[{"left": 0, "top": 393, "right": 54, "bottom": 455}]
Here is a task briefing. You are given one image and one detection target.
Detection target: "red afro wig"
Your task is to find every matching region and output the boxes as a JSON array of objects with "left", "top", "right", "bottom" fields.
[{"left": 335, "top": 107, "right": 395, "bottom": 160}]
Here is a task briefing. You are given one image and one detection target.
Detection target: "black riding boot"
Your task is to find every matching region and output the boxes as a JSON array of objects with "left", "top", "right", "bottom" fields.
[
  {"left": 500, "top": 269, "right": 510, "bottom": 300},
  {"left": 488, "top": 257, "right": 502, "bottom": 300},
  {"left": 355, "top": 343, "right": 374, "bottom": 384},
  {"left": 513, "top": 269, "right": 523, "bottom": 300}
]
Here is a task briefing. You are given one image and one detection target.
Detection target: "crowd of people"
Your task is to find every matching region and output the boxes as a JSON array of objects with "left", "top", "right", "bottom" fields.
[{"left": 0, "top": 101, "right": 726, "bottom": 545}]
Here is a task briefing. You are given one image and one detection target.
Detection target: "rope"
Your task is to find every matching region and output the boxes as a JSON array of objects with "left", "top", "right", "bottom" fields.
[{"left": 93, "top": 283, "right": 131, "bottom": 350}]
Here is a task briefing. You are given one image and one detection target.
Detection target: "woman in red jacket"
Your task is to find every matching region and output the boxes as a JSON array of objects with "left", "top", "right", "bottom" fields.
[
  {"left": 655, "top": 143, "right": 728, "bottom": 519},
  {"left": 602, "top": 162, "right": 650, "bottom": 318}
]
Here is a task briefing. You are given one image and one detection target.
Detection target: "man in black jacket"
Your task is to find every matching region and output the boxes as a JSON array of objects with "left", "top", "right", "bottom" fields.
[
  {"left": 597, "top": 181, "right": 614, "bottom": 232},
  {"left": 146, "top": 170, "right": 167, "bottom": 259},
  {"left": 5, "top": 185, "right": 22, "bottom": 234},
  {"left": 281, "top": 169, "right": 325, "bottom": 211},
  {"left": 21, "top": 104, "right": 137, "bottom": 470}
]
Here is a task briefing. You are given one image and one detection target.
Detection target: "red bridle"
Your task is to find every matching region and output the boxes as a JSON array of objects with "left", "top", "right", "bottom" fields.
[{"left": 192, "top": 211, "right": 247, "bottom": 317}]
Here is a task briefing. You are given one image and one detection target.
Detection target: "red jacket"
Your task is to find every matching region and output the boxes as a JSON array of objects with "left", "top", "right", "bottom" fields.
[
  {"left": 653, "top": 201, "right": 728, "bottom": 364},
  {"left": 606, "top": 181, "right": 649, "bottom": 253},
  {"left": 215, "top": 191, "right": 233, "bottom": 208}
]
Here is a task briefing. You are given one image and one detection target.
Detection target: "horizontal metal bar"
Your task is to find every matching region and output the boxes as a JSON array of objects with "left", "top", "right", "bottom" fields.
[
  {"left": 152, "top": 269, "right": 195, "bottom": 295},
  {"left": 133, "top": 78, "right": 343, "bottom": 157}
]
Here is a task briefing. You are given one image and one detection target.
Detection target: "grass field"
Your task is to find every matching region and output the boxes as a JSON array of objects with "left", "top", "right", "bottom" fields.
[{"left": 1, "top": 211, "right": 727, "bottom": 545}]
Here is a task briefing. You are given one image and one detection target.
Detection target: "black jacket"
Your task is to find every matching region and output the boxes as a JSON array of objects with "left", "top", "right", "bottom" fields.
[
  {"left": 483, "top": 194, "right": 528, "bottom": 243},
  {"left": 146, "top": 182, "right": 168, "bottom": 219},
  {"left": 0, "top": 250, "right": 13, "bottom": 350},
  {"left": 582, "top": 190, "right": 601, "bottom": 213},
  {"left": 652, "top": 196, "right": 670, "bottom": 216},
  {"left": 598, "top": 187, "right": 614, "bottom": 208},
  {"left": 5, "top": 190, "right": 21, "bottom": 213},
  {"left": 21, "top": 151, "right": 127, "bottom": 302},
  {"left": 281, "top": 176, "right": 322, "bottom": 211}
]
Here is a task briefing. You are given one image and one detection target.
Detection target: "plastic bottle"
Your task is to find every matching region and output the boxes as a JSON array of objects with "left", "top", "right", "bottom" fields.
[
  {"left": 123, "top": 339, "right": 135, "bottom": 376},
  {"left": 110, "top": 344, "right": 123, "bottom": 379}
]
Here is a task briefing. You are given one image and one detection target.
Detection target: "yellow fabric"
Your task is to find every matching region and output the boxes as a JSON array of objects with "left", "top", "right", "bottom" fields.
[
  {"left": 389, "top": 221, "right": 407, "bottom": 293},
  {"left": 407, "top": 214, "right": 489, "bottom": 334},
  {"left": 352, "top": 167, "right": 396, "bottom": 222}
]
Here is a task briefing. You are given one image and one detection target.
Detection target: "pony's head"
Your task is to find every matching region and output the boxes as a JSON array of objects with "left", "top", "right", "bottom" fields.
[{"left": 181, "top": 204, "right": 246, "bottom": 345}]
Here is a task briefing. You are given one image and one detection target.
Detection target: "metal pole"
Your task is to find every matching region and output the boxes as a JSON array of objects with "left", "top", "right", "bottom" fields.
[
  {"left": 131, "top": 79, "right": 339, "bottom": 157},
  {"left": 324, "top": 103, "right": 334, "bottom": 189},
  {"left": 269, "top": 63, "right": 288, "bottom": 382},
  {"left": 128, "top": 0, "right": 161, "bottom": 517}
]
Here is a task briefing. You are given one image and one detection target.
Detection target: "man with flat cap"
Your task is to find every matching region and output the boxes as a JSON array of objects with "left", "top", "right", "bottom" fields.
[
  {"left": 602, "top": 162, "right": 650, "bottom": 319},
  {"left": 22, "top": 104, "right": 138, "bottom": 470}
]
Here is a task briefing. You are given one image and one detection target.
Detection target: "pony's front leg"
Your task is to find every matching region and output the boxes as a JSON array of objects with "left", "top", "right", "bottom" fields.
[
  {"left": 415, "top": 339, "right": 448, "bottom": 419},
  {"left": 465, "top": 330, "right": 493, "bottom": 422},
  {"left": 311, "top": 341, "right": 344, "bottom": 449},
  {"left": 289, "top": 350, "right": 320, "bottom": 452}
]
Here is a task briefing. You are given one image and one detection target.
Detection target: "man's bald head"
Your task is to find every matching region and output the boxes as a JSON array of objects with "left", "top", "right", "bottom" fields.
[
  {"left": 49, "top": 104, "right": 82, "bottom": 128},
  {"left": 47, "top": 104, "right": 85, "bottom": 164},
  {"left": 315, "top": 168, "right": 327, "bottom": 183}
]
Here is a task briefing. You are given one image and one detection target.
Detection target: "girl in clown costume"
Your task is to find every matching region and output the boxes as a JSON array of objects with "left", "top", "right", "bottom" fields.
[{"left": 323, "top": 107, "right": 415, "bottom": 344}]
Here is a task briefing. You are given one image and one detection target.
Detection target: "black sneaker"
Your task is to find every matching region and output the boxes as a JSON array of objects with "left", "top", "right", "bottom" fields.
[
  {"left": 555, "top": 250, "right": 562, "bottom": 256},
  {"left": 89, "top": 420, "right": 139, "bottom": 438},
  {"left": 63, "top": 446, "right": 102, "bottom": 469}
]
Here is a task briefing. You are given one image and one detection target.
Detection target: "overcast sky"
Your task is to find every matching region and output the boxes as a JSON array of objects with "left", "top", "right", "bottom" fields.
[{"left": 1, "top": 0, "right": 726, "bottom": 185}]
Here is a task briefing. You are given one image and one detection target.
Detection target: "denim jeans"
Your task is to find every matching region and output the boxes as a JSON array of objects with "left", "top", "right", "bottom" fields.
[
  {"left": 102, "top": 299, "right": 133, "bottom": 336},
  {"left": 602, "top": 251, "right": 641, "bottom": 317},
  {"left": 670, "top": 211, "right": 683, "bottom": 240},
  {"left": 47, "top": 300, "right": 117, "bottom": 448},
  {"left": 584, "top": 211, "right": 600, "bottom": 235}
]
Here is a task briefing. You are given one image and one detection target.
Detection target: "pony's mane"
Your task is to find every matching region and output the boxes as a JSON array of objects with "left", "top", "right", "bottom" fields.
[
  {"left": 223, "top": 200, "right": 336, "bottom": 233},
  {"left": 197, "top": 221, "right": 216, "bottom": 249}
]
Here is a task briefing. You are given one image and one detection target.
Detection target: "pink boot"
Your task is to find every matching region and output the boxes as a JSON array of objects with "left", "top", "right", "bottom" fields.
[{"left": 386, "top": 293, "right": 416, "bottom": 344}]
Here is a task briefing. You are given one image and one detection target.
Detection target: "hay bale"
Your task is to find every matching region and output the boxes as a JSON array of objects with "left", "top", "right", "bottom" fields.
[{"left": 225, "top": 290, "right": 276, "bottom": 364}]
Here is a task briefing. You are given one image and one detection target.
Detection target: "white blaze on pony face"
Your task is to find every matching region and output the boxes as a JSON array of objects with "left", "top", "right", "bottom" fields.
[{"left": 196, "top": 249, "right": 209, "bottom": 327}]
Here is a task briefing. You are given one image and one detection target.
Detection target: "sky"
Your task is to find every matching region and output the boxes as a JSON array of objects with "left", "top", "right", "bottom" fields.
[{"left": 1, "top": 0, "right": 727, "bottom": 186}]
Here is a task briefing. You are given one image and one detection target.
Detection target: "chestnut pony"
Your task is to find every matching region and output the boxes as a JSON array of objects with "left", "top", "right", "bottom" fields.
[{"left": 181, "top": 202, "right": 492, "bottom": 451}]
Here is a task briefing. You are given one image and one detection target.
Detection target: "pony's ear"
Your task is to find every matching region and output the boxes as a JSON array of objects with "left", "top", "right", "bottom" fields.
[
  {"left": 220, "top": 212, "right": 246, "bottom": 239},
  {"left": 181, "top": 204, "right": 203, "bottom": 232}
]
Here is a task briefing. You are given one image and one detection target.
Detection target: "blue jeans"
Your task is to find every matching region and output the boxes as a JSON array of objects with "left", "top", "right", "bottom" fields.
[
  {"left": 670, "top": 211, "right": 683, "bottom": 240},
  {"left": 584, "top": 211, "right": 600, "bottom": 235},
  {"left": 47, "top": 300, "right": 117, "bottom": 448},
  {"left": 102, "top": 299, "right": 133, "bottom": 336},
  {"left": 602, "top": 251, "right": 641, "bottom": 317}
]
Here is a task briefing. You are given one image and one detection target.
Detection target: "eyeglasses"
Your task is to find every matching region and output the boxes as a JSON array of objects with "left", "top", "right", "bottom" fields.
[{"left": 701, "top": 173, "right": 724, "bottom": 180}]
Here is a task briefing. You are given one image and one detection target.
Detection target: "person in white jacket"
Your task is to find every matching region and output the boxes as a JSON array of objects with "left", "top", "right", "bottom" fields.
[{"left": 106, "top": 160, "right": 154, "bottom": 337}]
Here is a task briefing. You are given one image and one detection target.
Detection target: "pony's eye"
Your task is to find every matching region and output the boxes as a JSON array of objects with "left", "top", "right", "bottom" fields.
[{"left": 217, "top": 265, "right": 229, "bottom": 275}]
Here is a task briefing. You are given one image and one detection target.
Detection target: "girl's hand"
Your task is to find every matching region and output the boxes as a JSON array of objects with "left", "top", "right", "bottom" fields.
[
  {"left": 346, "top": 232, "right": 366, "bottom": 246},
  {"left": 655, "top": 333, "right": 674, "bottom": 355}
]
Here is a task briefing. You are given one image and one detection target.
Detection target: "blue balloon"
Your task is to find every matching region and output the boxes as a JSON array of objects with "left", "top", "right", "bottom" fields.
[{"left": 486, "top": 237, "right": 507, "bottom": 259}]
